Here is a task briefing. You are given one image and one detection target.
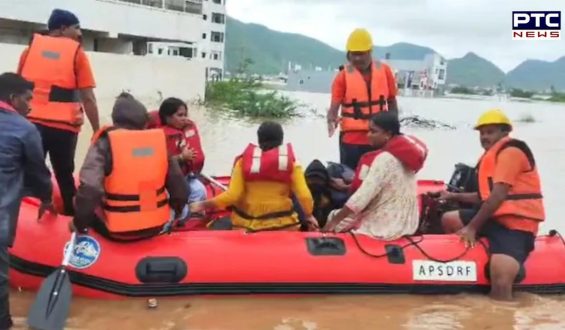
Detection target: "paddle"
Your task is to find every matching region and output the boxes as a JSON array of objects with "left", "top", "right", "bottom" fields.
[
  {"left": 160, "top": 174, "right": 227, "bottom": 234},
  {"left": 27, "top": 232, "right": 77, "bottom": 330},
  {"left": 200, "top": 173, "right": 228, "bottom": 191}
]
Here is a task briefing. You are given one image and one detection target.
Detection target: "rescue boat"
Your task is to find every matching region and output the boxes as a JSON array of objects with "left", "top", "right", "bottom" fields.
[{"left": 8, "top": 177, "right": 565, "bottom": 299}]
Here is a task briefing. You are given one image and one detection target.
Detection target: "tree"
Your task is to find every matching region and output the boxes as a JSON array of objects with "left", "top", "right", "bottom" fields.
[{"left": 237, "top": 57, "right": 254, "bottom": 75}]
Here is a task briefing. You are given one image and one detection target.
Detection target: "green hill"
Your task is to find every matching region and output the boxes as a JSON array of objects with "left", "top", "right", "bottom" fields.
[
  {"left": 506, "top": 57, "right": 565, "bottom": 91},
  {"left": 225, "top": 17, "right": 437, "bottom": 74},
  {"left": 225, "top": 17, "right": 563, "bottom": 91},
  {"left": 225, "top": 17, "right": 344, "bottom": 74},
  {"left": 446, "top": 52, "right": 506, "bottom": 88}
]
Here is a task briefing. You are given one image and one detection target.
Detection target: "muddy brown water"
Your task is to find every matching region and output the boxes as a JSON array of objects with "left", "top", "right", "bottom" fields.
[{"left": 10, "top": 93, "right": 565, "bottom": 329}]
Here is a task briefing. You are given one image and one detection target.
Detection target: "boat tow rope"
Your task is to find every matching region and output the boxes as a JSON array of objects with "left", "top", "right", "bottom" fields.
[
  {"left": 549, "top": 229, "right": 565, "bottom": 248},
  {"left": 350, "top": 229, "right": 565, "bottom": 262},
  {"left": 348, "top": 232, "right": 489, "bottom": 263}
]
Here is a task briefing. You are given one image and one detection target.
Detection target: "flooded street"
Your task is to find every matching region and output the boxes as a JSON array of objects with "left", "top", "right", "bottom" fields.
[{"left": 11, "top": 92, "right": 565, "bottom": 329}]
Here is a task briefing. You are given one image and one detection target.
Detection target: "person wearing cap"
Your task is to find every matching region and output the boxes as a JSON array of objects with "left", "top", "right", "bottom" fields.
[
  {"left": 436, "top": 109, "right": 545, "bottom": 301},
  {"left": 70, "top": 93, "right": 187, "bottom": 241},
  {"left": 17, "top": 9, "right": 100, "bottom": 216},
  {"left": 0, "top": 72, "right": 55, "bottom": 328},
  {"left": 327, "top": 28, "right": 398, "bottom": 171}
]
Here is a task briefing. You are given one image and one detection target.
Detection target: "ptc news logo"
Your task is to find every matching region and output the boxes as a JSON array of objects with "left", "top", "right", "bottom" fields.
[{"left": 512, "top": 11, "right": 561, "bottom": 40}]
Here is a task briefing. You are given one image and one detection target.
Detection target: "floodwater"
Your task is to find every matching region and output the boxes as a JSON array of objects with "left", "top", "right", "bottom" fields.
[{"left": 9, "top": 92, "right": 565, "bottom": 329}]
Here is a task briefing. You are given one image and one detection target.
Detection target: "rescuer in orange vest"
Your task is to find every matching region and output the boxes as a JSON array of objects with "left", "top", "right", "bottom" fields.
[
  {"left": 17, "top": 9, "right": 100, "bottom": 216},
  {"left": 70, "top": 93, "right": 188, "bottom": 241},
  {"left": 436, "top": 109, "right": 545, "bottom": 301},
  {"left": 327, "top": 28, "right": 399, "bottom": 170}
]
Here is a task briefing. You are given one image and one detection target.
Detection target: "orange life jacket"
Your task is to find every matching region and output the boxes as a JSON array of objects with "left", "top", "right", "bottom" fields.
[
  {"left": 340, "top": 61, "right": 391, "bottom": 132},
  {"left": 477, "top": 137, "right": 545, "bottom": 222},
  {"left": 240, "top": 143, "right": 296, "bottom": 183},
  {"left": 19, "top": 34, "right": 83, "bottom": 127},
  {"left": 91, "top": 125, "right": 114, "bottom": 144},
  {"left": 102, "top": 128, "right": 171, "bottom": 233},
  {"left": 350, "top": 135, "right": 428, "bottom": 193}
]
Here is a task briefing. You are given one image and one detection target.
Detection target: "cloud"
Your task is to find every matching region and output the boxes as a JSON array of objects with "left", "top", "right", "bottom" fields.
[{"left": 226, "top": 0, "right": 565, "bottom": 71}]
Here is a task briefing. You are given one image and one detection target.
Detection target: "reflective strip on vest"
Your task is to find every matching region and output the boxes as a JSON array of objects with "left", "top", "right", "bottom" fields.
[
  {"left": 278, "top": 145, "right": 288, "bottom": 171},
  {"left": 250, "top": 147, "right": 262, "bottom": 174}
]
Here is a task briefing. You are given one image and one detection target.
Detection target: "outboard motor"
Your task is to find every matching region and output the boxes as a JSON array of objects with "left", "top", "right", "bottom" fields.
[
  {"left": 417, "top": 163, "right": 478, "bottom": 234},
  {"left": 447, "top": 163, "right": 477, "bottom": 193}
]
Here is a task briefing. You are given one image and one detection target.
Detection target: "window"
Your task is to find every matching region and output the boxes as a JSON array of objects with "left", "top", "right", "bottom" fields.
[
  {"left": 202, "top": 33, "right": 207, "bottom": 39},
  {"left": 212, "top": 0, "right": 222, "bottom": 4},
  {"left": 184, "top": 0, "right": 202, "bottom": 14},
  {"left": 211, "top": 51, "right": 222, "bottom": 61},
  {"left": 211, "top": 13, "right": 225, "bottom": 24},
  {"left": 438, "top": 69, "right": 445, "bottom": 80},
  {"left": 202, "top": 52, "right": 206, "bottom": 58},
  {"left": 164, "top": 0, "right": 183, "bottom": 11},
  {"left": 203, "top": 14, "right": 207, "bottom": 20},
  {"left": 142, "top": 0, "right": 163, "bottom": 8},
  {"left": 211, "top": 31, "right": 224, "bottom": 43}
]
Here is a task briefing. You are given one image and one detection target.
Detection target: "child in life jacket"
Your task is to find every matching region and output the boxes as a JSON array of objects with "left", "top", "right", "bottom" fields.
[{"left": 149, "top": 97, "right": 207, "bottom": 218}]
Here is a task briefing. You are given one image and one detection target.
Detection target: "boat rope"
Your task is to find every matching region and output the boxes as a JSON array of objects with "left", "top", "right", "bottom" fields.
[
  {"left": 349, "top": 232, "right": 489, "bottom": 263},
  {"left": 549, "top": 229, "right": 565, "bottom": 248}
]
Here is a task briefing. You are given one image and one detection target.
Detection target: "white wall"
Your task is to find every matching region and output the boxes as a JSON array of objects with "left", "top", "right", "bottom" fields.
[
  {"left": 0, "top": 43, "right": 206, "bottom": 104},
  {"left": 0, "top": 0, "right": 204, "bottom": 43}
]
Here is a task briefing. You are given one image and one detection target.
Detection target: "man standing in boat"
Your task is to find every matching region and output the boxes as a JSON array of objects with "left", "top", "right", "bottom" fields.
[
  {"left": 437, "top": 109, "right": 545, "bottom": 301},
  {"left": 0, "top": 72, "right": 54, "bottom": 329},
  {"left": 327, "top": 28, "right": 399, "bottom": 170},
  {"left": 17, "top": 9, "right": 100, "bottom": 216}
]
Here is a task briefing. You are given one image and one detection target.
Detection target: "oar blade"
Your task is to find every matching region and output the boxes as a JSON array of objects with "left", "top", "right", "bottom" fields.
[{"left": 27, "top": 267, "right": 73, "bottom": 330}]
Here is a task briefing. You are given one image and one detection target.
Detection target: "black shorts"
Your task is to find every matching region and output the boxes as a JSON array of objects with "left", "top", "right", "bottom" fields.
[{"left": 459, "top": 208, "right": 535, "bottom": 264}]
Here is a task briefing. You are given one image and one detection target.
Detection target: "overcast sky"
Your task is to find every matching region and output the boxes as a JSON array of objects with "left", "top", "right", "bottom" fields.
[{"left": 226, "top": 0, "right": 565, "bottom": 72}]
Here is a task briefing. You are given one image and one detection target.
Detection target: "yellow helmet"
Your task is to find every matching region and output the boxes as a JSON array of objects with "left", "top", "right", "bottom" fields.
[
  {"left": 346, "top": 28, "right": 373, "bottom": 52},
  {"left": 474, "top": 108, "right": 512, "bottom": 130}
]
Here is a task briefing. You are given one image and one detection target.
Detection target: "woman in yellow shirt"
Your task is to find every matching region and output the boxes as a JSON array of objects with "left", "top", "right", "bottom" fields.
[{"left": 190, "top": 121, "right": 318, "bottom": 231}]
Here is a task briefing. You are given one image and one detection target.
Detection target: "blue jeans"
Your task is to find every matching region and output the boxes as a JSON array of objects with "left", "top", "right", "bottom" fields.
[
  {"left": 187, "top": 176, "right": 207, "bottom": 203},
  {"left": 168, "top": 176, "right": 207, "bottom": 221}
]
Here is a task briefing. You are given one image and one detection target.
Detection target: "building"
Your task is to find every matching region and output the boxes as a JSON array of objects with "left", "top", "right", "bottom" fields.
[
  {"left": 141, "top": 0, "right": 227, "bottom": 80},
  {"left": 383, "top": 53, "right": 447, "bottom": 94},
  {"left": 0, "top": 0, "right": 230, "bottom": 100},
  {"left": 200, "top": 0, "right": 227, "bottom": 80},
  {"left": 284, "top": 52, "right": 448, "bottom": 96}
]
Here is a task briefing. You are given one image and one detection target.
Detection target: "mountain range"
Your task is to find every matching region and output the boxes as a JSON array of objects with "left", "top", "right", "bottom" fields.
[{"left": 225, "top": 16, "right": 565, "bottom": 91}]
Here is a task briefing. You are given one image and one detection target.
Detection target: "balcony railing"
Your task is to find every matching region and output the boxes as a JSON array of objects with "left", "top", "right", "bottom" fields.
[{"left": 117, "top": 0, "right": 203, "bottom": 14}]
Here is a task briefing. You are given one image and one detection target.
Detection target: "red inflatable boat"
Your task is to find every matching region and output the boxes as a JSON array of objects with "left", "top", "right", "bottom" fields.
[{"left": 8, "top": 177, "right": 565, "bottom": 299}]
